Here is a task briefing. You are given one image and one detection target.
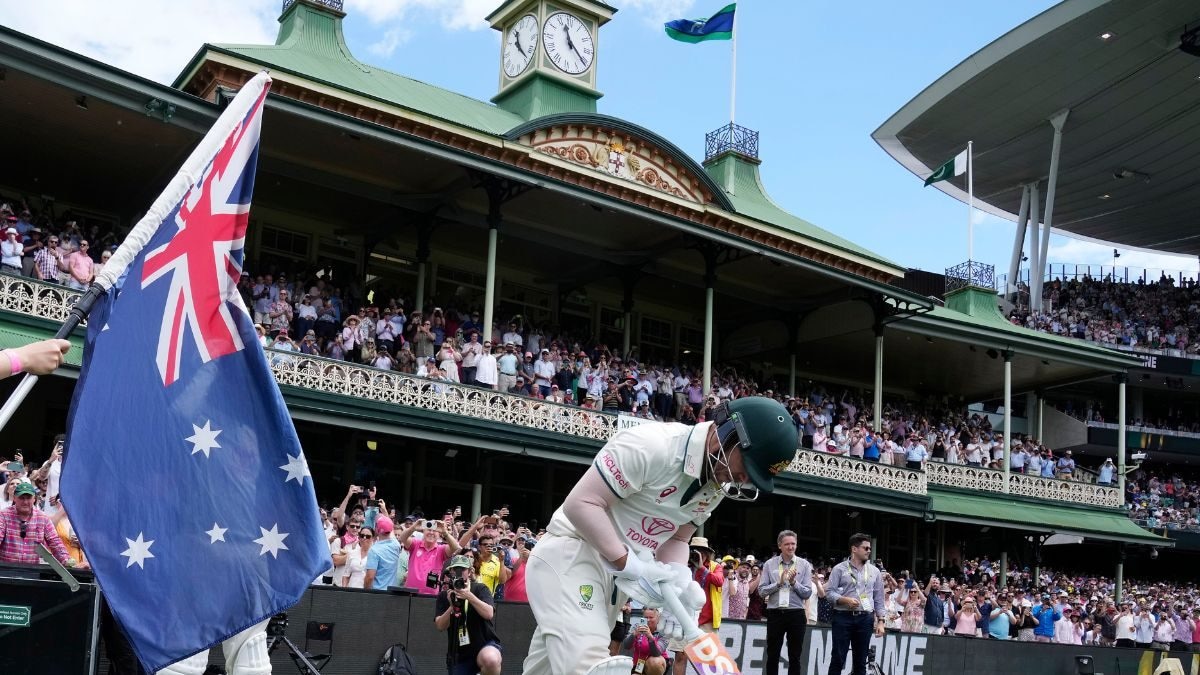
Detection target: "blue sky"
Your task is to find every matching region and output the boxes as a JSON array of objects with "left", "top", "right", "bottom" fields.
[{"left": 10, "top": 0, "right": 1197, "bottom": 279}]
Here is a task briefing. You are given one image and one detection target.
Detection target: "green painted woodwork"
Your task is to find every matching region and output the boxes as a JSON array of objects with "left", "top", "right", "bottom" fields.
[{"left": 493, "top": 72, "right": 600, "bottom": 119}]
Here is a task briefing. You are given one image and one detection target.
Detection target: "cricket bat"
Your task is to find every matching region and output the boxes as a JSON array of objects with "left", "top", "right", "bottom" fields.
[{"left": 659, "top": 582, "right": 741, "bottom": 675}]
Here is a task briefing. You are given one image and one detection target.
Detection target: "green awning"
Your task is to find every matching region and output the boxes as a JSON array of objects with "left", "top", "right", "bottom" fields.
[
  {"left": 929, "top": 489, "right": 1171, "bottom": 547},
  {"left": 0, "top": 322, "right": 84, "bottom": 373}
]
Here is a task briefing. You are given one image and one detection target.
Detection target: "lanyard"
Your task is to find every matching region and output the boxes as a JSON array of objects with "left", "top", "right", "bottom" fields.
[{"left": 846, "top": 561, "right": 873, "bottom": 596}]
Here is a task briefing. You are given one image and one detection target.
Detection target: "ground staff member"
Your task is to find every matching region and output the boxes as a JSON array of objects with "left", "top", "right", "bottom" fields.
[
  {"left": 824, "top": 533, "right": 885, "bottom": 675},
  {"left": 758, "top": 529, "right": 812, "bottom": 675},
  {"left": 522, "top": 397, "right": 799, "bottom": 675}
]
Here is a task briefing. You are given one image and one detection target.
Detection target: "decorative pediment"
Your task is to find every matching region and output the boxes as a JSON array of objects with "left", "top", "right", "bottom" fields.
[{"left": 506, "top": 114, "right": 732, "bottom": 209}]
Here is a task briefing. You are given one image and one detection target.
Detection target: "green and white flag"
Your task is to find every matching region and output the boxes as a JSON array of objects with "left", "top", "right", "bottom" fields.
[{"left": 924, "top": 148, "right": 968, "bottom": 186}]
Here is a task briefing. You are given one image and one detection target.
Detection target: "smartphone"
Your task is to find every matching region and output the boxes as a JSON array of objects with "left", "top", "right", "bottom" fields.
[
  {"left": 907, "top": 579, "right": 915, "bottom": 589},
  {"left": 484, "top": 516, "right": 499, "bottom": 526},
  {"left": 632, "top": 617, "right": 648, "bottom": 629},
  {"left": 6, "top": 461, "right": 21, "bottom": 472},
  {"left": 367, "top": 499, "right": 378, "bottom": 508},
  {"left": 519, "top": 522, "right": 528, "bottom": 530}
]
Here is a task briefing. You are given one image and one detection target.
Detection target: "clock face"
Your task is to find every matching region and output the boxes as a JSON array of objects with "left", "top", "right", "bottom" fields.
[
  {"left": 504, "top": 14, "right": 538, "bottom": 78},
  {"left": 542, "top": 11, "right": 594, "bottom": 75}
]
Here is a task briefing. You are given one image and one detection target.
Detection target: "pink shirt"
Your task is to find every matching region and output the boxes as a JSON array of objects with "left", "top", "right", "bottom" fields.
[
  {"left": 406, "top": 541, "right": 450, "bottom": 595},
  {"left": 504, "top": 562, "right": 528, "bottom": 603},
  {"left": 954, "top": 611, "right": 978, "bottom": 636},
  {"left": 67, "top": 251, "right": 93, "bottom": 283}
]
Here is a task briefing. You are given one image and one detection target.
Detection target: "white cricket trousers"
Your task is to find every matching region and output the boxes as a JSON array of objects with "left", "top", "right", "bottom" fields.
[{"left": 522, "top": 533, "right": 622, "bottom": 675}]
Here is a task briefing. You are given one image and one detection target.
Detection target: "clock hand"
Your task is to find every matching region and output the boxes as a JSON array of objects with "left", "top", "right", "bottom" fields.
[
  {"left": 515, "top": 31, "right": 527, "bottom": 58},
  {"left": 564, "top": 27, "right": 584, "bottom": 62}
]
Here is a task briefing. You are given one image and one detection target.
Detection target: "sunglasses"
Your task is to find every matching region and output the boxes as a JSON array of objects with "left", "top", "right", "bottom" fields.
[
  {"left": 19, "top": 521, "right": 27, "bottom": 539},
  {"left": 359, "top": 533, "right": 373, "bottom": 539}
]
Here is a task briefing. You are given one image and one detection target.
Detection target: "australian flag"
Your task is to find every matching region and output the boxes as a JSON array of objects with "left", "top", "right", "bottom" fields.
[{"left": 61, "top": 74, "right": 329, "bottom": 673}]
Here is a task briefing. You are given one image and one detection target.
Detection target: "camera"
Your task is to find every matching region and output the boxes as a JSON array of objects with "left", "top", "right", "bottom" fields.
[
  {"left": 267, "top": 612, "right": 289, "bottom": 637},
  {"left": 423, "top": 520, "right": 437, "bottom": 530}
]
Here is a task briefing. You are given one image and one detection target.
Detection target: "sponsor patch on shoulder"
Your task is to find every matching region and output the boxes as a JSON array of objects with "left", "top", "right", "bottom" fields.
[{"left": 768, "top": 458, "right": 791, "bottom": 475}]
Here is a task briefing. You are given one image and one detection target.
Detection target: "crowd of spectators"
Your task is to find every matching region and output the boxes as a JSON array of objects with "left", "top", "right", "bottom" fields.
[
  {"left": 0, "top": 200, "right": 119, "bottom": 289},
  {"left": 1126, "top": 468, "right": 1200, "bottom": 533},
  {"left": 1012, "top": 274, "right": 1200, "bottom": 356}
]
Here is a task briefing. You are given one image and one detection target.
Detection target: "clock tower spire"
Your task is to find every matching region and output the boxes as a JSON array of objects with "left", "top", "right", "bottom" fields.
[{"left": 486, "top": 0, "right": 616, "bottom": 119}]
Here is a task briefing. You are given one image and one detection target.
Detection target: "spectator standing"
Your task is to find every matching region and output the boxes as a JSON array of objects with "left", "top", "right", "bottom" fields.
[
  {"left": 251, "top": 275, "right": 273, "bottom": 324},
  {"left": 438, "top": 338, "right": 462, "bottom": 383},
  {"left": 1114, "top": 603, "right": 1137, "bottom": 647},
  {"left": 899, "top": 581, "right": 927, "bottom": 633},
  {"left": 496, "top": 343, "right": 519, "bottom": 393},
  {"left": 533, "top": 348, "right": 556, "bottom": 397},
  {"left": 400, "top": 519, "right": 462, "bottom": 596},
  {"left": 0, "top": 227, "right": 23, "bottom": 273},
  {"left": 988, "top": 595, "right": 1016, "bottom": 640},
  {"left": 364, "top": 515, "right": 404, "bottom": 590},
  {"left": 33, "top": 234, "right": 65, "bottom": 282},
  {"left": 953, "top": 596, "right": 982, "bottom": 637},
  {"left": 823, "top": 533, "right": 885, "bottom": 675},
  {"left": 294, "top": 294, "right": 318, "bottom": 339},
  {"left": 1135, "top": 606, "right": 1155, "bottom": 648},
  {"left": 1153, "top": 613, "right": 1175, "bottom": 651},
  {"left": 342, "top": 315, "right": 364, "bottom": 363},
  {"left": 475, "top": 341, "right": 498, "bottom": 390},
  {"left": 343, "top": 525, "right": 373, "bottom": 589},
  {"left": 1032, "top": 595, "right": 1061, "bottom": 643},
  {"left": 1055, "top": 607, "right": 1083, "bottom": 645},
  {"left": 64, "top": 239, "right": 95, "bottom": 290},
  {"left": 268, "top": 289, "right": 293, "bottom": 336},
  {"left": 758, "top": 530, "right": 812, "bottom": 675},
  {"left": 504, "top": 535, "right": 532, "bottom": 603},
  {"left": 460, "top": 332, "right": 483, "bottom": 385},
  {"left": 0, "top": 482, "right": 75, "bottom": 565},
  {"left": 922, "top": 577, "right": 946, "bottom": 635},
  {"left": 1098, "top": 458, "right": 1116, "bottom": 485},
  {"left": 473, "top": 532, "right": 511, "bottom": 595},
  {"left": 725, "top": 560, "right": 757, "bottom": 620}
]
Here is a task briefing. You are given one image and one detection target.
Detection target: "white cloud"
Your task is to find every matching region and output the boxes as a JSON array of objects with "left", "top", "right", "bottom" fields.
[
  {"left": 5, "top": 0, "right": 278, "bottom": 84},
  {"left": 620, "top": 0, "right": 697, "bottom": 25},
  {"left": 345, "top": 0, "right": 496, "bottom": 31},
  {"left": 1046, "top": 236, "right": 1199, "bottom": 280},
  {"left": 367, "top": 27, "right": 412, "bottom": 57}
]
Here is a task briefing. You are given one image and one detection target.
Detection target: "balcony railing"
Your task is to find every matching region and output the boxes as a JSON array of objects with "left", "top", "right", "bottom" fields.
[
  {"left": 0, "top": 273, "right": 1125, "bottom": 506},
  {"left": 926, "top": 462, "right": 1122, "bottom": 508}
]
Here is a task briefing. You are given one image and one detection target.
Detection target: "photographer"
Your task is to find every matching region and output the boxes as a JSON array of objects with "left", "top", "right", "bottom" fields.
[
  {"left": 620, "top": 608, "right": 670, "bottom": 675},
  {"left": 435, "top": 555, "right": 503, "bottom": 675}
]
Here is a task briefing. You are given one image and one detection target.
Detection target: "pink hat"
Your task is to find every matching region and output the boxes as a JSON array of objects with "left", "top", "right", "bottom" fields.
[{"left": 375, "top": 515, "right": 394, "bottom": 534}]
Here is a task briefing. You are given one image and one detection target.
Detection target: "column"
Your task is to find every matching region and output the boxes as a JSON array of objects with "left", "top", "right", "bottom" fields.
[
  {"left": 874, "top": 325, "right": 884, "bottom": 432},
  {"left": 621, "top": 276, "right": 637, "bottom": 358},
  {"left": 1003, "top": 351, "right": 1013, "bottom": 493},
  {"left": 402, "top": 460, "right": 413, "bottom": 515},
  {"left": 789, "top": 353, "right": 797, "bottom": 398},
  {"left": 541, "top": 465, "right": 555, "bottom": 523},
  {"left": 414, "top": 221, "right": 433, "bottom": 314},
  {"left": 910, "top": 521, "right": 919, "bottom": 573},
  {"left": 999, "top": 550, "right": 1007, "bottom": 588},
  {"left": 1117, "top": 373, "right": 1127, "bottom": 500},
  {"left": 1006, "top": 184, "right": 1032, "bottom": 303},
  {"left": 1036, "top": 392, "right": 1045, "bottom": 441},
  {"left": 1114, "top": 545, "right": 1125, "bottom": 604},
  {"left": 1028, "top": 182, "right": 1042, "bottom": 311},
  {"left": 701, "top": 249, "right": 718, "bottom": 395},
  {"left": 482, "top": 226, "right": 498, "bottom": 347},
  {"left": 1038, "top": 110, "right": 1070, "bottom": 313},
  {"left": 471, "top": 482, "right": 483, "bottom": 522}
]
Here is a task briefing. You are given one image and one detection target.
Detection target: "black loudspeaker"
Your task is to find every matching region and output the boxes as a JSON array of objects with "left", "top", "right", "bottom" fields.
[
  {"left": 0, "top": 567, "right": 101, "bottom": 675},
  {"left": 1076, "top": 655, "right": 1096, "bottom": 675}
]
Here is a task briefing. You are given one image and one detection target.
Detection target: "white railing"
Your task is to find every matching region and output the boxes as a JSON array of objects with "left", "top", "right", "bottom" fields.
[
  {"left": 926, "top": 462, "right": 1122, "bottom": 508},
  {"left": 0, "top": 273, "right": 1131, "bottom": 504},
  {"left": 0, "top": 274, "right": 84, "bottom": 324},
  {"left": 788, "top": 450, "right": 926, "bottom": 496},
  {"left": 268, "top": 350, "right": 618, "bottom": 441},
  {"left": 1088, "top": 420, "right": 1200, "bottom": 440}
]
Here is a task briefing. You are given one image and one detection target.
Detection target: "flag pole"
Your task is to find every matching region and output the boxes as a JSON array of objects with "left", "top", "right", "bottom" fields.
[
  {"left": 967, "top": 140, "right": 974, "bottom": 262},
  {"left": 730, "top": 3, "right": 738, "bottom": 125},
  {"left": 0, "top": 72, "right": 273, "bottom": 434}
]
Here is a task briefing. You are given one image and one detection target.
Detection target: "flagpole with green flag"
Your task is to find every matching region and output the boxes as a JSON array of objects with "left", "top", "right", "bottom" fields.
[
  {"left": 730, "top": 4, "right": 738, "bottom": 124},
  {"left": 923, "top": 141, "right": 975, "bottom": 261},
  {"left": 664, "top": 3, "right": 737, "bottom": 123}
]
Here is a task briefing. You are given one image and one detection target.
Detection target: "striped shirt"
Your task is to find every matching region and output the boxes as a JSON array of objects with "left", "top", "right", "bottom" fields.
[
  {"left": 0, "top": 506, "right": 71, "bottom": 564},
  {"left": 757, "top": 555, "right": 813, "bottom": 609},
  {"left": 824, "top": 558, "right": 886, "bottom": 620}
]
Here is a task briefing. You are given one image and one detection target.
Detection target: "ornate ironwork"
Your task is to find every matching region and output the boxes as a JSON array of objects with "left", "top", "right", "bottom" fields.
[
  {"left": 282, "top": 0, "right": 344, "bottom": 14},
  {"left": 789, "top": 449, "right": 927, "bottom": 496},
  {"left": 705, "top": 123, "right": 759, "bottom": 161},
  {"left": 926, "top": 462, "right": 1121, "bottom": 508},
  {"left": 945, "top": 260, "right": 995, "bottom": 294},
  {"left": 0, "top": 274, "right": 84, "bottom": 325},
  {"left": 267, "top": 350, "right": 618, "bottom": 440}
]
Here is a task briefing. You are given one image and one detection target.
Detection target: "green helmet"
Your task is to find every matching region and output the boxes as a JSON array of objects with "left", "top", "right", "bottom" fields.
[{"left": 716, "top": 397, "right": 799, "bottom": 493}]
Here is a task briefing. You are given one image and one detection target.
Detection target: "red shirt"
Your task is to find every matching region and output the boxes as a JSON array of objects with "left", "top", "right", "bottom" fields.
[
  {"left": 504, "top": 561, "right": 528, "bottom": 603},
  {"left": 0, "top": 505, "right": 70, "bottom": 564}
]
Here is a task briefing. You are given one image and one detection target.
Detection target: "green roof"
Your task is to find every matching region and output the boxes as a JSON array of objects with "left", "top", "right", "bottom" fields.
[
  {"left": 929, "top": 487, "right": 1169, "bottom": 546},
  {"left": 179, "top": 1, "right": 525, "bottom": 136},
  {"left": 703, "top": 151, "right": 902, "bottom": 270}
]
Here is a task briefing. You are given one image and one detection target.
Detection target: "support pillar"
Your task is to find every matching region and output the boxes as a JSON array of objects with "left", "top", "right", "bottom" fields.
[
  {"left": 1037, "top": 395, "right": 1045, "bottom": 441},
  {"left": 541, "top": 465, "right": 555, "bottom": 523},
  {"left": 1117, "top": 373, "right": 1128, "bottom": 500},
  {"left": 621, "top": 274, "right": 638, "bottom": 359},
  {"left": 1003, "top": 351, "right": 1013, "bottom": 493},
  {"left": 474, "top": 174, "right": 533, "bottom": 349},
  {"left": 873, "top": 325, "right": 884, "bottom": 432},
  {"left": 701, "top": 248, "right": 718, "bottom": 396},
  {"left": 1028, "top": 182, "right": 1042, "bottom": 311},
  {"left": 999, "top": 550, "right": 1008, "bottom": 588},
  {"left": 787, "top": 316, "right": 800, "bottom": 398},
  {"left": 1038, "top": 110, "right": 1070, "bottom": 313},
  {"left": 471, "top": 482, "right": 483, "bottom": 522},
  {"left": 402, "top": 460, "right": 413, "bottom": 515},
  {"left": 1007, "top": 184, "right": 1032, "bottom": 302},
  {"left": 1115, "top": 545, "right": 1125, "bottom": 604},
  {"left": 413, "top": 222, "right": 433, "bottom": 314},
  {"left": 789, "top": 354, "right": 797, "bottom": 398}
]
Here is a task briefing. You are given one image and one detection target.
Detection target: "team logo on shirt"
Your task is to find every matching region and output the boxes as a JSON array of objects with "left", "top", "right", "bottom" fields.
[
  {"left": 768, "top": 458, "right": 791, "bottom": 476},
  {"left": 641, "top": 516, "right": 676, "bottom": 537},
  {"left": 579, "top": 584, "right": 595, "bottom": 610},
  {"left": 658, "top": 486, "right": 677, "bottom": 500}
]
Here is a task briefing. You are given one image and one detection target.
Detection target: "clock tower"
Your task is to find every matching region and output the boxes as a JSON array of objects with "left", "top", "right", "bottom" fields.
[{"left": 487, "top": 0, "right": 615, "bottom": 119}]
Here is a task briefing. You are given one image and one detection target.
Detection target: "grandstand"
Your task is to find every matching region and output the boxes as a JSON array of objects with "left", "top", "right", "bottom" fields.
[{"left": 2, "top": 0, "right": 1199, "bottom": 672}]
